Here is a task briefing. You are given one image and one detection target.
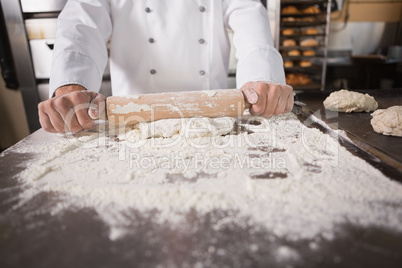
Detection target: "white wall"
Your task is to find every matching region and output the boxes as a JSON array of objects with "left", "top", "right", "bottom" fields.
[{"left": 328, "top": 22, "right": 399, "bottom": 55}]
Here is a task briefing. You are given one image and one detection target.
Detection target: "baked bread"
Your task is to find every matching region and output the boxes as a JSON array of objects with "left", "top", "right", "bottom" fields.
[
  {"left": 282, "top": 17, "right": 296, "bottom": 22},
  {"left": 287, "top": 50, "right": 301, "bottom": 56},
  {"left": 282, "top": 29, "right": 295, "bottom": 35},
  {"left": 283, "top": 39, "right": 296, "bottom": 47},
  {"left": 303, "top": 6, "right": 320, "bottom": 14},
  {"left": 286, "top": 73, "right": 312, "bottom": 86},
  {"left": 282, "top": 6, "right": 299, "bottom": 14},
  {"left": 302, "top": 50, "right": 315, "bottom": 56},
  {"left": 284, "top": 61, "right": 294, "bottom": 68},
  {"left": 303, "top": 28, "right": 318, "bottom": 35},
  {"left": 300, "top": 38, "right": 318, "bottom": 47},
  {"left": 300, "top": 17, "right": 316, "bottom": 22},
  {"left": 299, "top": 60, "right": 312, "bottom": 67}
]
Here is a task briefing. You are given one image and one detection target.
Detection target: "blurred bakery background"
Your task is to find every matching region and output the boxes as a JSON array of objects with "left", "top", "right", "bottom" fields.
[{"left": 1, "top": 0, "right": 401, "bottom": 151}]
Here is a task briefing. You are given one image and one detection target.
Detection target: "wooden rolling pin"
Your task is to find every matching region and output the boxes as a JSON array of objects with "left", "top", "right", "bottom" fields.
[{"left": 106, "top": 89, "right": 251, "bottom": 127}]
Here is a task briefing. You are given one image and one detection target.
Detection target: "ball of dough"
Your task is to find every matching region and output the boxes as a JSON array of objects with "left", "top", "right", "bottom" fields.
[
  {"left": 370, "top": 106, "right": 402, "bottom": 137},
  {"left": 323, "top": 89, "right": 378, "bottom": 113}
]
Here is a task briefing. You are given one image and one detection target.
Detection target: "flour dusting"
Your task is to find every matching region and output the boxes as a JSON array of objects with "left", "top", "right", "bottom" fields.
[{"left": 15, "top": 113, "right": 402, "bottom": 245}]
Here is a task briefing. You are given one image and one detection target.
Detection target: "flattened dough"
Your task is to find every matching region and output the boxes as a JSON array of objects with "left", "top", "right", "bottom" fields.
[
  {"left": 323, "top": 89, "right": 378, "bottom": 113},
  {"left": 124, "top": 117, "right": 236, "bottom": 140},
  {"left": 370, "top": 106, "right": 402, "bottom": 137}
]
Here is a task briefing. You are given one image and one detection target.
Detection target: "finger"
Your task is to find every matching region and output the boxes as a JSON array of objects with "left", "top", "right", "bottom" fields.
[
  {"left": 285, "top": 90, "right": 294, "bottom": 112},
  {"left": 72, "top": 101, "right": 94, "bottom": 131},
  {"left": 249, "top": 89, "right": 267, "bottom": 116},
  {"left": 62, "top": 109, "right": 84, "bottom": 133},
  {"left": 273, "top": 86, "right": 289, "bottom": 114},
  {"left": 88, "top": 93, "right": 107, "bottom": 120},
  {"left": 51, "top": 96, "right": 84, "bottom": 133},
  {"left": 38, "top": 104, "right": 57, "bottom": 133},
  {"left": 262, "top": 85, "right": 281, "bottom": 116},
  {"left": 242, "top": 86, "right": 259, "bottom": 105},
  {"left": 46, "top": 106, "right": 69, "bottom": 133},
  {"left": 274, "top": 93, "right": 287, "bottom": 115}
]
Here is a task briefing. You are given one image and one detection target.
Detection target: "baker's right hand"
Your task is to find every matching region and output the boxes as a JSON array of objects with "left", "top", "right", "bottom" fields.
[{"left": 38, "top": 85, "right": 106, "bottom": 133}]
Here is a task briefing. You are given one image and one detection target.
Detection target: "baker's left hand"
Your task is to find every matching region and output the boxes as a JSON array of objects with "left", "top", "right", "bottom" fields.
[{"left": 241, "top": 81, "right": 294, "bottom": 117}]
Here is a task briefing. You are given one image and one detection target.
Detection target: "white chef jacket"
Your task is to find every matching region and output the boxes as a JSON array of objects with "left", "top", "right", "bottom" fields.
[{"left": 49, "top": 0, "right": 285, "bottom": 97}]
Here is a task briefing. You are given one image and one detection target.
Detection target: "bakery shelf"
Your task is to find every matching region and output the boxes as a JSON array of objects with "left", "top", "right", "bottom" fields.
[
  {"left": 280, "top": 13, "right": 327, "bottom": 18},
  {"left": 281, "top": 20, "right": 327, "bottom": 27},
  {"left": 291, "top": 83, "right": 322, "bottom": 90},
  {"left": 283, "top": 56, "right": 324, "bottom": 61},
  {"left": 285, "top": 66, "right": 323, "bottom": 73},
  {"left": 280, "top": 45, "right": 325, "bottom": 50},
  {"left": 281, "top": 33, "right": 326, "bottom": 38},
  {"left": 281, "top": 0, "right": 328, "bottom": 4},
  {"left": 279, "top": 0, "right": 331, "bottom": 91}
]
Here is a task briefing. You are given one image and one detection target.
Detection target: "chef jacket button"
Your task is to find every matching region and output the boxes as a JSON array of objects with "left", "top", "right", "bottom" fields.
[
  {"left": 149, "top": 38, "right": 155, "bottom": 43},
  {"left": 150, "top": 69, "right": 156, "bottom": 75},
  {"left": 199, "top": 38, "right": 205, "bottom": 44},
  {"left": 145, "top": 7, "right": 151, "bottom": 13},
  {"left": 199, "top": 6, "right": 206, "bottom": 12},
  {"left": 199, "top": 70, "right": 206, "bottom": 76}
]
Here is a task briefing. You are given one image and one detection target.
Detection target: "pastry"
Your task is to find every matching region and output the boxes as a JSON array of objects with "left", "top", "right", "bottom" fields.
[
  {"left": 284, "top": 61, "right": 294, "bottom": 68},
  {"left": 303, "top": 28, "right": 318, "bottom": 35},
  {"left": 302, "top": 50, "right": 315, "bottom": 56},
  {"left": 287, "top": 50, "right": 301, "bottom": 56},
  {"left": 283, "top": 39, "right": 296, "bottom": 47},
  {"left": 300, "top": 17, "right": 316, "bottom": 22},
  {"left": 300, "top": 38, "right": 318, "bottom": 47},
  {"left": 282, "top": 17, "right": 296, "bottom": 22},
  {"left": 282, "top": 29, "right": 295, "bottom": 35},
  {"left": 299, "top": 60, "right": 312, "bottom": 67},
  {"left": 282, "top": 6, "right": 299, "bottom": 14},
  {"left": 303, "top": 6, "right": 320, "bottom": 14},
  {"left": 286, "top": 73, "right": 312, "bottom": 86}
]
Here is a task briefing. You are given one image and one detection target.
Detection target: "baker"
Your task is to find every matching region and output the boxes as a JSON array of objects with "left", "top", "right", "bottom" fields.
[{"left": 38, "top": 0, "right": 294, "bottom": 133}]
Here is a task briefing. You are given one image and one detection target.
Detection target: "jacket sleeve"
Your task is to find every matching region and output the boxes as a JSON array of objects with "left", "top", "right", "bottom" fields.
[
  {"left": 223, "top": 0, "right": 285, "bottom": 88},
  {"left": 49, "top": 0, "right": 112, "bottom": 97}
]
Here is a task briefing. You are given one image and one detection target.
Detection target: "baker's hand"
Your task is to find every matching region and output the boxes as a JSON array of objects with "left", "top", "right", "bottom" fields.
[
  {"left": 38, "top": 85, "right": 106, "bottom": 133},
  {"left": 241, "top": 81, "right": 294, "bottom": 116}
]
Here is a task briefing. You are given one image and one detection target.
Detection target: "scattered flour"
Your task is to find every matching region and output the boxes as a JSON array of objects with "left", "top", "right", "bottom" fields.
[
  {"left": 14, "top": 113, "right": 402, "bottom": 244},
  {"left": 112, "top": 103, "right": 151, "bottom": 114},
  {"left": 203, "top": 90, "right": 218, "bottom": 97}
]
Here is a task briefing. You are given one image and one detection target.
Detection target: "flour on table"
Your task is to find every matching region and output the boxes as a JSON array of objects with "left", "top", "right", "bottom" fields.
[
  {"left": 126, "top": 117, "right": 236, "bottom": 139},
  {"left": 14, "top": 113, "right": 402, "bottom": 245},
  {"left": 323, "top": 89, "right": 378, "bottom": 113},
  {"left": 371, "top": 105, "right": 402, "bottom": 137}
]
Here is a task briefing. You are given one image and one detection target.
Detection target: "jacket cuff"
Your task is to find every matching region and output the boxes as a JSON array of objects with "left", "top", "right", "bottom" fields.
[
  {"left": 49, "top": 50, "right": 103, "bottom": 98},
  {"left": 236, "top": 46, "right": 286, "bottom": 88}
]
